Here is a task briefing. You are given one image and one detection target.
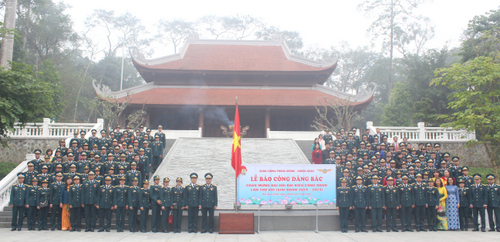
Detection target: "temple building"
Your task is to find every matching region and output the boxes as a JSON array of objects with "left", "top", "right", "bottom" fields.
[{"left": 93, "top": 36, "right": 375, "bottom": 138}]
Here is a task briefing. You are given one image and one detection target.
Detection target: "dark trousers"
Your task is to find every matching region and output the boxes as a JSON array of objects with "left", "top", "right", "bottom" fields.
[
  {"left": 339, "top": 207, "right": 349, "bottom": 231},
  {"left": 401, "top": 206, "right": 413, "bottom": 230},
  {"left": 38, "top": 207, "right": 49, "bottom": 229},
  {"left": 487, "top": 207, "right": 500, "bottom": 230},
  {"left": 11, "top": 206, "right": 25, "bottom": 229},
  {"left": 354, "top": 208, "right": 366, "bottom": 230},
  {"left": 116, "top": 206, "right": 127, "bottom": 230},
  {"left": 414, "top": 206, "right": 426, "bottom": 230},
  {"left": 386, "top": 208, "right": 397, "bottom": 230},
  {"left": 151, "top": 204, "right": 161, "bottom": 231},
  {"left": 50, "top": 205, "right": 61, "bottom": 229},
  {"left": 370, "top": 208, "right": 383, "bottom": 230},
  {"left": 152, "top": 156, "right": 161, "bottom": 172},
  {"left": 473, "top": 207, "right": 486, "bottom": 229},
  {"left": 84, "top": 204, "right": 97, "bottom": 230},
  {"left": 188, "top": 206, "right": 199, "bottom": 231},
  {"left": 459, "top": 206, "right": 469, "bottom": 229},
  {"left": 99, "top": 208, "right": 112, "bottom": 230},
  {"left": 140, "top": 208, "right": 149, "bottom": 231},
  {"left": 27, "top": 206, "right": 37, "bottom": 229},
  {"left": 173, "top": 207, "right": 183, "bottom": 232},
  {"left": 129, "top": 207, "right": 139, "bottom": 231},
  {"left": 161, "top": 207, "right": 172, "bottom": 232},
  {"left": 427, "top": 207, "right": 437, "bottom": 230},
  {"left": 70, "top": 207, "right": 83, "bottom": 229},
  {"left": 201, "top": 207, "right": 215, "bottom": 232}
]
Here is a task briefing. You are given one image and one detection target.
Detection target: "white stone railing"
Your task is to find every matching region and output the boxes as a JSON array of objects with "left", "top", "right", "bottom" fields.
[
  {"left": 150, "top": 128, "right": 202, "bottom": 139},
  {"left": 367, "top": 121, "right": 476, "bottom": 142},
  {"left": 0, "top": 155, "right": 32, "bottom": 211},
  {"left": 8, "top": 118, "right": 103, "bottom": 140},
  {"left": 267, "top": 128, "right": 321, "bottom": 141}
]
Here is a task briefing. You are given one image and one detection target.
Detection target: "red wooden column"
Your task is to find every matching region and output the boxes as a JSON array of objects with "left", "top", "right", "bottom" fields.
[
  {"left": 198, "top": 107, "right": 204, "bottom": 130},
  {"left": 265, "top": 108, "right": 270, "bottom": 135}
]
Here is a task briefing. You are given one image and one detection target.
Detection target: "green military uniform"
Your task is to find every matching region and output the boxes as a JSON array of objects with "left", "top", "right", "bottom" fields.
[
  {"left": 157, "top": 126, "right": 166, "bottom": 149},
  {"left": 24, "top": 163, "right": 38, "bottom": 185},
  {"left": 171, "top": 178, "right": 185, "bottom": 233},
  {"left": 139, "top": 180, "right": 151, "bottom": 233},
  {"left": 50, "top": 173, "right": 64, "bottom": 230},
  {"left": 97, "top": 177, "right": 114, "bottom": 232},
  {"left": 470, "top": 174, "right": 487, "bottom": 231},
  {"left": 151, "top": 137, "right": 164, "bottom": 173},
  {"left": 200, "top": 173, "right": 218, "bottom": 233},
  {"left": 367, "top": 176, "right": 384, "bottom": 232},
  {"left": 37, "top": 180, "right": 50, "bottom": 230},
  {"left": 185, "top": 173, "right": 200, "bottom": 233},
  {"left": 337, "top": 179, "right": 351, "bottom": 233},
  {"left": 68, "top": 176, "right": 83, "bottom": 231},
  {"left": 82, "top": 172, "right": 99, "bottom": 231},
  {"left": 10, "top": 175, "right": 27, "bottom": 231},
  {"left": 426, "top": 183, "right": 439, "bottom": 231},
  {"left": 160, "top": 178, "right": 172, "bottom": 233},
  {"left": 150, "top": 175, "right": 162, "bottom": 233},
  {"left": 399, "top": 176, "right": 414, "bottom": 232},
  {"left": 352, "top": 176, "right": 368, "bottom": 232},
  {"left": 458, "top": 179, "right": 471, "bottom": 231},
  {"left": 486, "top": 174, "right": 500, "bottom": 231},
  {"left": 25, "top": 179, "right": 39, "bottom": 230},
  {"left": 114, "top": 177, "right": 128, "bottom": 232},
  {"left": 126, "top": 164, "right": 142, "bottom": 186},
  {"left": 128, "top": 179, "right": 140, "bottom": 232},
  {"left": 413, "top": 176, "right": 427, "bottom": 231},
  {"left": 383, "top": 178, "right": 399, "bottom": 232}
]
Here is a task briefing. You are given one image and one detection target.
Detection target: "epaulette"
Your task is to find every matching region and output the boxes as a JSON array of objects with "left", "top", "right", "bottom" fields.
[
  {"left": 212, "top": 184, "right": 216, "bottom": 187},
  {"left": 368, "top": 184, "right": 373, "bottom": 187}
]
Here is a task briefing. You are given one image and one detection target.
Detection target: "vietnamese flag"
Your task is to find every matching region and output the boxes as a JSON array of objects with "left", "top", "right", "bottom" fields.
[{"left": 231, "top": 103, "right": 242, "bottom": 177}]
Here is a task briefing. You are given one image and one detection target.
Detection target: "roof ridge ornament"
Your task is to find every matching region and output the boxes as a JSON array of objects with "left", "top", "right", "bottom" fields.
[{"left": 130, "top": 47, "right": 146, "bottom": 64}]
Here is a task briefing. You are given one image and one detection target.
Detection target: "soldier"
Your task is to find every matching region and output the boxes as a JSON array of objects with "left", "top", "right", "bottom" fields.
[
  {"left": 68, "top": 176, "right": 84, "bottom": 231},
  {"left": 172, "top": 177, "right": 185, "bottom": 233},
  {"left": 25, "top": 177, "right": 39, "bottom": 231},
  {"left": 94, "top": 168, "right": 103, "bottom": 185},
  {"left": 57, "top": 139, "right": 68, "bottom": 157},
  {"left": 384, "top": 177, "right": 399, "bottom": 232},
  {"left": 449, "top": 157, "right": 463, "bottom": 180},
  {"left": 126, "top": 162, "right": 142, "bottom": 186},
  {"left": 470, "top": 174, "right": 487, "bottom": 232},
  {"left": 128, "top": 178, "right": 140, "bottom": 232},
  {"left": 114, "top": 177, "right": 128, "bottom": 232},
  {"left": 78, "top": 131, "right": 88, "bottom": 148},
  {"left": 413, "top": 174, "right": 427, "bottom": 231},
  {"left": 37, "top": 165, "right": 51, "bottom": 184},
  {"left": 157, "top": 125, "right": 166, "bottom": 149},
  {"left": 367, "top": 175, "right": 384, "bottom": 232},
  {"left": 160, "top": 177, "right": 172, "bottom": 233},
  {"left": 200, "top": 173, "right": 217, "bottom": 234},
  {"left": 459, "top": 166, "right": 473, "bottom": 187},
  {"left": 69, "top": 141, "right": 79, "bottom": 161},
  {"left": 337, "top": 178, "right": 352, "bottom": 233},
  {"left": 458, "top": 178, "right": 471, "bottom": 231},
  {"left": 139, "top": 180, "right": 151, "bottom": 233},
  {"left": 24, "top": 162, "right": 38, "bottom": 185},
  {"left": 150, "top": 175, "right": 162, "bottom": 233},
  {"left": 97, "top": 176, "right": 114, "bottom": 232},
  {"left": 50, "top": 173, "right": 64, "bottom": 230},
  {"left": 63, "top": 153, "right": 77, "bottom": 174},
  {"left": 103, "top": 153, "right": 118, "bottom": 175},
  {"left": 37, "top": 179, "right": 50, "bottom": 230},
  {"left": 82, "top": 171, "right": 99, "bottom": 232},
  {"left": 89, "top": 129, "right": 99, "bottom": 149},
  {"left": 10, "top": 174, "right": 27, "bottom": 231},
  {"left": 151, "top": 135, "right": 164, "bottom": 173},
  {"left": 30, "top": 149, "right": 43, "bottom": 172},
  {"left": 426, "top": 178, "right": 439, "bottom": 231},
  {"left": 486, "top": 174, "right": 500, "bottom": 232},
  {"left": 39, "top": 155, "right": 52, "bottom": 174},
  {"left": 399, "top": 175, "right": 414, "bottom": 232},
  {"left": 185, "top": 173, "right": 200, "bottom": 233},
  {"left": 352, "top": 176, "right": 368, "bottom": 232}
]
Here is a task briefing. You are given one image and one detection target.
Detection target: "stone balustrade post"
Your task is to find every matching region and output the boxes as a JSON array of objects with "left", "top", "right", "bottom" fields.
[
  {"left": 42, "top": 118, "right": 50, "bottom": 137},
  {"left": 418, "top": 122, "right": 425, "bottom": 140}
]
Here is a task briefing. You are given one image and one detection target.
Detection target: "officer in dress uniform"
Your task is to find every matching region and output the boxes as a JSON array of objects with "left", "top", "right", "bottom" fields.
[
  {"left": 470, "top": 174, "right": 487, "bottom": 232},
  {"left": 10, "top": 174, "right": 27, "bottom": 231},
  {"left": 458, "top": 166, "right": 473, "bottom": 187},
  {"left": 200, "top": 173, "right": 217, "bottom": 234},
  {"left": 486, "top": 174, "right": 500, "bottom": 232},
  {"left": 160, "top": 177, "right": 172, "bottom": 233},
  {"left": 172, "top": 177, "right": 185, "bottom": 233},
  {"left": 157, "top": 125, "right": 166, "bottom": 149},
  {"left": 37, "top": 179, "right": 50, "bottom": 230},
  {"left": 50, "top": 172, "right": 64, "bottom": 230},
  {"left": 337, "top": 178, "right": 352, "bottom": 233},
  {"left": 114, "top": 176, "right": 128, "bottom": 232},
  {"left": 82, "top": 171, "right": 99, "bottom": 232},
  {"left": 413, "top": 174, "right": 427, "bottom": 231},
  {"left": 458, "top": 178, "right": 471, "bottom": 231},
  {"left": 24, "top": 163, "right": 38, "bottom": 186},
  {"left": 26, "top": 177, "right": 38, "bottom": 230},
  {"left": 139, "top": 179, "right": 151, "bottom": 233},
  {"left": 384, "top": 177, "right": 399, "bottom": 232},
  {"left": 426, "top": 178, "right": 439, "bottom": 231},
  {"left": 39, "top": 155, "right": 52, "bottom": 175},
  {"left": 97, "top": 176, "right": 114, "bottom": 232},
  {"left": 68, "top": 176, "right": 83, "bottom": 231},
  {"left": 151, "top": 135, "right": 164, "bottom": 173},
  {"left": 367, "top": 175, "right": 384, "bottom": 232},
  {"left": 126, "top": 162, "right": 142, "bottom": 186},
  {"left": 185, "top": 173, "right": 200, "bottom": 233},
  {"left": 352, "top": 176, "right": 368, "bottom": 232},
  {"left": 150, "top": 175, "right": 162, "bottom": 233},
  {"left": 399, "top": 175, "right": 414, "bottom": 232},
  {"left": 128, "top": 178, "right": 140, "bottom": 232}
]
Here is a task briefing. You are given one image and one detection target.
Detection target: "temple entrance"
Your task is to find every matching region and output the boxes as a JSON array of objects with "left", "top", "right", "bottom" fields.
[{"left": 203, "top": 107, "right": 266, "bottom": 138}]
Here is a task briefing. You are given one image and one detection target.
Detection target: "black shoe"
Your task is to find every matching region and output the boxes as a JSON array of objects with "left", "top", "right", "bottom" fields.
[
  {"left": 11, "top": 228, "right": 16, "bottom": 231},
  {"left": 51, "top": 228, "right": 55, "bottom": 231},
  {"left": 141, "top": 230, "right": 146, "bottom": 233},
  {"left": 209, "top": 231, "right": 213, "bottom": 234},
  {"left": 386, "top": 230, "right": 391, "bottom": 232},
  {"left": 91, "top": 229, "right": 95, "bottom": 232},
  {"left": 355, "top": 230, "right": 360, "bottom": 233},
  {"left": 17, "top": 228, "right": 21, "bottom": 231},
  {"left": 98, "top": 229, "right": 104, "bottom": 232},
  {"left": 372, "top": 230, "right": 376, "bottom": 232},
  {"left": 378, "top": 229, "right": 383, "bottom": 232},
  {"left": 106, "top": 229, "right": 110, "bottom": 232},
  {"left": 461, "top": 228, "right": 464, "bottom": 231},
  {"left": 421, "top": 229, "right": 427, "bottom": 232},
  {"left": 465, "top": 228, "right": 468, "bottom": 231},
  {"left": 201, "top": 230, "right": 207, "bottom": 233},
  {"left": 482, "top": 229, "right": 486, "bottom": 232},
  {"left": 489, "top": 229, "right": 495, "bottom": 232},
  {"left": 408, "top": 229, "right": 413, "bottom": 232},
  {"left": 361, "top": 229, "right": 368, "bottom": 232},
  {"left": 472, "top": 229, "right": 479, "bottom": 231},
  {"left": 393, "top": 229, "right": 398, "bottom": 232},
  {"left": 497, "top": 229, "right": 500, "bottom": 232}
]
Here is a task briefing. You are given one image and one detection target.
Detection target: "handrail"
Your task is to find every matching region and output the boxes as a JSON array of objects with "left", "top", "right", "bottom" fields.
[{"left": 0, "top": 157, "right": 30, "bottom": 211}]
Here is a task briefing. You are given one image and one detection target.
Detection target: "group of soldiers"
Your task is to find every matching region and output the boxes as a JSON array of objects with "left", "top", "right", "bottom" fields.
[
  {"left": 326, "top": 128, "right": 500, "bottom": 233},
  {"left": 10, "top": 171, "right": 218, "bottom": 233}
]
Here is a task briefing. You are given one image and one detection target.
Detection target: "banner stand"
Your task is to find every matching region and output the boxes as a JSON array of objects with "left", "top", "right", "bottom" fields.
[
  {"left": 315, "top": 204, "right": 319, "bottom": 233},
  {"left": 257, "top": 204, "right": 262, "bottom": 233}
]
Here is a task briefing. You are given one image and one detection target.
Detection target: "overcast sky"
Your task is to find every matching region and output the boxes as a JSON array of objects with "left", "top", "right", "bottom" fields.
[{"left": 62, "top": 0, "right": 499, "bottom": 58}]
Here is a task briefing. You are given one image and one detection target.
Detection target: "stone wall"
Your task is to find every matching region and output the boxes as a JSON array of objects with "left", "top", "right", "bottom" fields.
[
  {"left": 421, "top": 142, "right": 491, "bottom": 168},
  {"left": 0, "top": 138, "right": 61, "bottom": 163}
]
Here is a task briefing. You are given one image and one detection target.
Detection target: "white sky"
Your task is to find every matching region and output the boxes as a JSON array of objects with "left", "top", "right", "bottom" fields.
[{"left": 62, "top": 0, "right": 500, "bottom": 58}]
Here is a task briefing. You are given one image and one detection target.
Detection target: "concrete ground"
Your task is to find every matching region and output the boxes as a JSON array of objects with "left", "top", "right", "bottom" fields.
[{"left": 0, "top": 229, "right": 498, "bottom": 242}]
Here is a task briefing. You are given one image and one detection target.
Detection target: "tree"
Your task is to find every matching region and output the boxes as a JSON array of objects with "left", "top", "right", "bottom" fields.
[
  {"left": 156, "top": 19, "right": 196, "bottom": 54},
  {"left": 196, "top": 15, "right": 263, "bottom": 40},
  {"left": 0, "top": 0, "right": 18, "bottom": 69},
  {"left": 311, "top": 97, "right": 361, "bottom": 133},
  {"left": 88, "top": 56, "right": 143, "bottom": 92},
  {"left": 460, "top": 7, "right": 500, "bottom": 62},
  {"left": 254, "top": 26, "right": 304, "bottom": 53},
  {"left": 358, "top": 0, "right": 431, "bottom": 100},
  {"left": 432, "top": 56, "right": 500, "bottom": 183}
]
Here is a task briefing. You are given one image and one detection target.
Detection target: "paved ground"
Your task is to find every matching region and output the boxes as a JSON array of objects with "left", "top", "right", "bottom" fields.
[{"left": 1, "top": 229, "right": 498, "bottom": 242}]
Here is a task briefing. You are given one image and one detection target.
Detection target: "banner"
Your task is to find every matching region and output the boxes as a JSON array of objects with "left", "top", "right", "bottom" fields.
[{"left": 237, "top": 164, "right": 336, "bottom": 205}]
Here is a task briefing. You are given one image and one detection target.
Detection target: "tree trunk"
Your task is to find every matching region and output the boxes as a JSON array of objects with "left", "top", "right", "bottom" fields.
[
  {"left": 388, "top": 0, "right": 394, "bottom": 101},
  {"left": 0, "top": 0, "right": 18, "bottom": 69}
]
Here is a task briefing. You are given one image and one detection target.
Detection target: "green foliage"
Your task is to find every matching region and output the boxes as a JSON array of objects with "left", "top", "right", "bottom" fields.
[
  {"left": 460, "top": 7, "right": 500, "bottom": 62},
  {"left": 0, "top": 162, "right": 17, "bottom": 180},
  {"left": 468, "top": 167, "right": 496, "bottom": 185},
  {"left": 89, "top": 57, "right": 143, "bottom": 92},
  {"left": 381, "top": 82, "right": 413, "bottom": 126}
]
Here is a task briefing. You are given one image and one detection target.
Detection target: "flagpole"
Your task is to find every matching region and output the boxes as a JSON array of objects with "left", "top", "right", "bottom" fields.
[{"left": 235, "top": 96, "right": 238, "bottom": 214}]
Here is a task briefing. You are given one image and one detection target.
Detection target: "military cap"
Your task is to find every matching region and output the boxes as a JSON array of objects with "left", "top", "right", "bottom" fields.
[
  {"left": 343, "top": 169, "right": 350, "bottom": 173},
  {"left": 143, "top": 141, "right": 149, "bottom": 144},
  {"left": 114, "top": 146, "right": 120, "bottom": 150},
  {"left": 402, "top": 162, "right": 407, "bottom": 165},
  {"left": 390, "top": 160, "right": 396, "bottom": 164},
  {"left": 387, "top": 177, "right": 394, "bottom": 181},
  {"left": 94, "top": 167, "right": 100, "bottom": 171},
  {"left": 348, "top": 133, "right": 353, "bottom": 137},
  {"left": 18, "top": 174, "right": 25, "bottom": 178},
  {"left": 329, "top": 150, "right": 335, "bottom": 154},
  {"left": 140, "top": 125, "right": 144, "bottom": 128},
  {"left": 41, "top": 179, "right": 49, "bottom": 184},
  {"left": 100, "top": 130, "right": 106, "bottom": 134},
  {"left": 119, "top": 176, "right": 126, "bottom": 180},
  {"left": 380, "top": 159, "right": 386, "bottom": 163},
  {"left": 406, "top": 155, "right": 412, "bottom": 159},
  {"left": 355, "top": 176, "right": 363, "bottom": 180},
  {"left": 106, "top": 153, "right": 113, "bottom": 157},
  {"left": 56, "top": 164, "right": 63, "bottom": 168},
  {"left": 357, "top": 167, "right": 363, "bottom": 171},
  {"left": 368, "top": 163, "right": 373, "bottom": 166},
  {"left": 118, "top": 166, "right": 124, "bottom": 170},
  {"left": 143, "top": 180, "right": 149, "bottom": 184},
  {"left": 190, "top": 173, "right": 198, "bottom": 178},
  {"left": 56, "top": 155, "right": 62, "bottom": 158},
  {"left": 347, "top": 154, "right": 353, "bottom": 157},
  {"left": 357, "top": 158, "right": 364, "bottom": 162},
  {"left": 402, "top": 175, "right": 409, "bottom": 180},
  {"left": 32, "top": 177, "right": 38, "bottom": 182},
  {"left": 434, "top": 143, "right": 440, "bottom": 148},
  {"left": 83, "top": 143, "right": 89, "bottom": 146},
  {"left": 89, "top": 151, "right": 95, "bottom": 155},
  {"left": 335, "top": 143, "right": 340, "bottom": 147},
  {"left": 411, "top": 148, "right": 416, "bottom": 151},
  {"left": 28, "top": 163, "right": 34, "bottom": 167},
  {"left": 127, "top": 145, "right": 133, "bottom": 148},
  {"left": 335, "top": 156, "right": 341, "bottom": 160},
  {"left": 59, "top": 139, "right": 66, "bottom": 143},
  {"left": 80, "top": 131, "right": 86, "bottom": 135},
  {"left": 109, "top": 132, "right": 114, "bottom": 135},
  {"left": 69, "top": 164, "right": 76, "bottom": 168},
  {"left": 34, "top": 149, "right": 42, "bottom": 154},
  {"left": 130, "top": 162, "right": 137, "bottom": 166},
  {"left": 458, "top": 178, "right": 465, "bottom": 184},
  {"left": 371, "top": 156, "right": 377, "bottom": 160},
  {"left": 396, "top": 171, "right": 402, "bottom": 175},
  {"left": 443, "top": 153, "right": 450, "bottom": 157},
  {"left": 105, "top": 176, "right": 112, "bottom": 181},
  {"left": 100, "top": 146, "right": 107, "bottom": 150},
  {"left": 88, "top": 171, "right": 95, "bottom": 175},
  {"left": 133, "top": 140, "right": 139, "bottom": 143},
  {"left": 122, "top": 142, "right": 127, "bottom": 146},
  {"left": 360, "top": 141, "right": 365, "bottom": 145},
  {"left": 427, "top": 159, "right": 434, "bottom": 163},
  {"left": 158, "top": 125, "right": 163, "bottom": 128},
  {"left": 409, "top": 167, "right": 415, "bottom": 170},
  {"left": 345, "top": 162, "right": 352, "bottom": 165},
  {"left": 94, "top": 154, "right": 100, "bottom": 158},
  {"left": 416, "top": 174, "right": 422, "bottom": 177},
  {"left": 120, "top": 154, "right": 127, "bottom": 158},
  {"left": 44, "top": 155, "right": 50, "bottom": 159},
  {"left": 415, "top": 160, "right": 421, "bottom": 163},
  {"left": 42, "top": 165, "right": 48, "bottom": 170},
  {"left": 137, "top": 148, "right": 145, "bottom": 152},
  {"left": 341, "top": 178, "right": 347, "bottom": 183},
  {"left": 112, "top": 138, "right": 118, "bottom": 142},
  {"left": 372, "top": 175, "right": 379, "bottom": 179},
  {"left": 372, "top": 168, "right": 378, "bottom": 172},
  {"left": 341, "top": 142, "right": 347, "bottom": 146},
  {"left": 73, "top": 176, "right": 80, "bottom": 180},
  {"left": 116, "top": 125, "right": 121, "bottom": 129},
  {"left": 67, "top": 153, "right": 74, "bottom": 157},
  {"left": 205, "top": 173, "right": 213, "bottom": 179},
  {"left": 452, "top": 156, "right": 460, "bottom": 161},
  {"left": 71, "top": 140, "right": 78, "bottom": 144},
  {"left": 366, "top": 143, "right": 372, "bottom": 146},
  {"left": 440, "top": 160, "right": 447, "bottom": 164},
  {"left": 487, "top": 174, "right": 495, "bottom": 179},
  {"left": 425, "top": 143, "right": 432, "bottom": 147},
  {"left": 132, "top": 177, "right": 139, "bottom": 182},
  {"left": 462, "top": 166, "right": 469, "bottom": 171},
  {"left": 423, "top": 171, "right": 429, "bottom": 175},
  {"left": 388, "top": 143, "right": 394, "bottom": 147},
  {"left": 93, "top": 144, "right": 98, "bottom": 148},
  {"left": 473, "top": 174, "right": 481, "bottom": 179},
  {"left": 153, "top": 175, "right": 160, "bottom": 180},
  {"left": 108, "top": 166, "right": 114, "bottom": 171},
  {"left": 380, "top": 143, "right": 386, "bottom": 146},
  {"left": 418, "top": 154, "right": 425, "bottom": 158},
  {"left": 91, "top": 129, "right": 97, "bottom": 133},
  {"left": 56, "top": 172, "right": 63, "bottom": 177},
  {"left": 176, "top": 177, "right": 183, "bottom": 182}
]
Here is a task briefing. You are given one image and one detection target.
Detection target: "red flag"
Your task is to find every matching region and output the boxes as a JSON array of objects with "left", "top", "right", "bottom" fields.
[{"left": 231, "top": 103, "right": 242, "bottom": 177}]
